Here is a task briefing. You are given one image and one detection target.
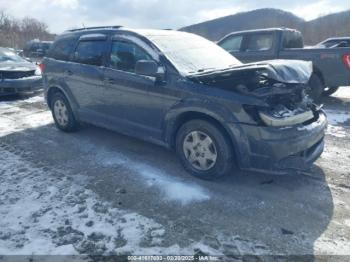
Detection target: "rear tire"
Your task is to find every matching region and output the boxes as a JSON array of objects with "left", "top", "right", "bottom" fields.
[
  {"left": 50, "top": 92, "right": 79, "bottom": 132},
  {"left": 323, "top": 86, "right": 339, "bottom": 96},
  {"left": 308, "top": 74, "right": 324, "bottom": 102},
  {"left": 176, "top": 119, "right": 234, "bottom": 180}
]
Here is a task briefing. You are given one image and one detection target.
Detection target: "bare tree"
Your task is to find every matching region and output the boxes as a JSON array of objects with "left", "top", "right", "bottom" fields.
[{"left": 0, "top": 10, "right": 54, "bottom": 49}]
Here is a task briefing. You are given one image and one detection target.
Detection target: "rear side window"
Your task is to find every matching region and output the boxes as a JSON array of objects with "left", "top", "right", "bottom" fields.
[
  {"left": 246, "top": 33, "right": 273, "bottom": 51},
  {"left": 219, "top": 35, "right": 243, "bottom": 52},
  {"left": 282, "top": 31, "right": 303, "bottom": 49},
  {"left": 110, "top": 41, "right": 152, "bottom": 72},
  {"left": 74, "top": 40, "right": 108, "bottom": 66},
  {"left": 49, "top": 37, "right": 77, "bottom": 61}
]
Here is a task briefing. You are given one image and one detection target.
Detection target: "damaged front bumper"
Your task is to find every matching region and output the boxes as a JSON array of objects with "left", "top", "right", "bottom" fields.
[
  {"left": 259, "top": 109, "right": 314, "bottom": 127},
  {"left": 0, "top": 76, "right": 43, "bottom": 95},
  {"left": 228, "top": 110, "right": 327, "bottom": 175}
]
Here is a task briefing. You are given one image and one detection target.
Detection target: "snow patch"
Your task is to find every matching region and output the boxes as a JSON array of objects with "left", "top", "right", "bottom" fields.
[
  {"left": 326, "top": 125, "right": 349, "bottom": 138},
  {"left": 0, "top": 111, "right": 52, "bottom": 136},
  {"left": 0, "top": 146, "right": 250, "bottom": 256},
  {"left": 314, "top": 236, "right": 350, "bottom": 255},
  {"left": 77, "top": 140, "right": 210, "bottom": 205},
  {"left": 0, "top": 146, "right": 213, "bottom": 255},
  {"left": 324, "top": 109, "right": 350, "bottom": 138},
  {"left": 325, "top": 109, "right": 350, "bottom": 126},
  {"left": 135, "top": 163, "right": 210, "bottom": 205},
  {"left": 0, "top": 95, "right": 52, "bottom": 137},
  {"left": 333, "top": 86, "right": 350, "bottom": 99}
]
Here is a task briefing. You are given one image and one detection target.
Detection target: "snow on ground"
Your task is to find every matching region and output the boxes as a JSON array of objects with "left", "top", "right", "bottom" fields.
[
  {"left": 333, "top": 87, "right": 350, "bottom": 99},
  {"left": 0, "top": 145, "right": 223, "bottom": 256},
  {"left": 324, "top": 110, "right": 350, "bottom": 138},
  {"left": 0, "top": 95, "right": 52, "bottom": 137},
  {"left": 0, "top": 133, "right": 269, "bottom": 256},
  {"left": 325, "top": 110, "right": 350, "bottom": 126}
]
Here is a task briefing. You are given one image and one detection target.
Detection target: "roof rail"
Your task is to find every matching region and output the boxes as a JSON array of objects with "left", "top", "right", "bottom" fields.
[{"left": 67, "top": 26, "right": 123, "bottom": 32}]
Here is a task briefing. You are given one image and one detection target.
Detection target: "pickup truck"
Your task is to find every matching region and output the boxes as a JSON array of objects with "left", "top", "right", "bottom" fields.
[
  {"left": 217, "top": 28, "right": 350, "bottom": 99},
  {"left": 316, "top": 37, "right": 350, "bottom": 48}
]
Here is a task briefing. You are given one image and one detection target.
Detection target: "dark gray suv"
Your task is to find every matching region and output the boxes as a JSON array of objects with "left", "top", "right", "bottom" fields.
[{"left": 42, "top": 26, "right": 327, "bottom": 180}]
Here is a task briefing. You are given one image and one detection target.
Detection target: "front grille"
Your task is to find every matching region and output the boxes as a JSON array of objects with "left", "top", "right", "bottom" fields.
[{"left": 0, "top": 70, "right": 35, "bottom": 80}]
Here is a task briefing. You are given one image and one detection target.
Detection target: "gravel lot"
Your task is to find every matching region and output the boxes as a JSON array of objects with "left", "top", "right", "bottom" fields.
[{"left": 0, "top": 88, "right": 349, "bottom": 259}]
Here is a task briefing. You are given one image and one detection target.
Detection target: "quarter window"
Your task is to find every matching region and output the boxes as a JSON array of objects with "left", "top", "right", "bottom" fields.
[
  {"left": 74, "top": 40, "right": 108, "bottom": 66},
  {"left": 110, "top": 41, "right": 152, "bottom": 73}
]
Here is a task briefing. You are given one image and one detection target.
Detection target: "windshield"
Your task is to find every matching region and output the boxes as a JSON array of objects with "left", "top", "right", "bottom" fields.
[
  {"left": 145, "top": 32, "right": 242, "bottom": 75},
  {"left": 0, "top": 48, "right": 26, "bottom": 63}
]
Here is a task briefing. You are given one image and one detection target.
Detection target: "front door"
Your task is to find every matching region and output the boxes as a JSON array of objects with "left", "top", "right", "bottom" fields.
[{"left": 102, "top": 38, "right": 163, "bottom": 140}]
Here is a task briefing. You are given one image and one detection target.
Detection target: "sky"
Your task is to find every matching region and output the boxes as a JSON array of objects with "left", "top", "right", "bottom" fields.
[{"left": 0, "top": 0, "right": 349, "bottom": 34}]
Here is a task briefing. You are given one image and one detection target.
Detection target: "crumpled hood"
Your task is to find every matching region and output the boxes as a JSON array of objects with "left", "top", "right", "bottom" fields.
[
  {"left": 0, "top": 61, "right": 36, "bottom": 72},
  {"left": 190, "top": 59, "right": 313, "bottom": 85},
  {"left": 239, "top": 59, "right": 313, "bottom": 84}
]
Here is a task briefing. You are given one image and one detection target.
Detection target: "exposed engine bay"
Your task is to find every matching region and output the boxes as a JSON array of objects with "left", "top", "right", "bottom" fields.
[{"left": 188, "top": 60, "right": 317, "bottom": 127}]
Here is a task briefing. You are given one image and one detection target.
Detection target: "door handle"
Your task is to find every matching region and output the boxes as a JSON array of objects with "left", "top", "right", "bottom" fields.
[
  {"left": 106, "top": 78, "right": 116, "bottom": 84},
  {"left": 65, "top": 70, "right": 73, "bottom": 76}
]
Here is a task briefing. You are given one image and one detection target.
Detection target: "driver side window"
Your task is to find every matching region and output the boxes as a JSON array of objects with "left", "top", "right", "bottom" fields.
[
  {"left": 110, "top": 41, "right": 152, "bottom": 73},
  {"left": 219, "top": 35, "right": 243, "bottom": 52}
]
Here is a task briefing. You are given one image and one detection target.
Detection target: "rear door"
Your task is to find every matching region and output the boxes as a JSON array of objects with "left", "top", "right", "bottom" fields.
[{"left": 67, "top": 34, "right": 109, "bottom": 116}]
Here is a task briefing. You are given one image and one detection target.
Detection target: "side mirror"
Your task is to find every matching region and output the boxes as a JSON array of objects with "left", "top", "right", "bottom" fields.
[{"left": 135, "top": 60, "right": 158, "bottom": 77}]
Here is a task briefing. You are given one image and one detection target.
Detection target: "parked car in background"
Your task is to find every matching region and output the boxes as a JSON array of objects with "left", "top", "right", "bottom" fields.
[
  {"left": 23, "top": 40, "right": 53, "bottom": 62},
  {"left": 316, "top": 37, "right": 350, "bottom": 48},
  {"left": 42, "top": 26, "right": 326, "bottom": 180},
  {"left": 0, "top": 47, "right": 43, "bottom": 95},
  {"left": 217, "top": 28, "right": 350, "bottom": 98}
]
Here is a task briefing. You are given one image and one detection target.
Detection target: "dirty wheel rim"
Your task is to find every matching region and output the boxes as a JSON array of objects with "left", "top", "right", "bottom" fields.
[
  {"left": 53, "top": 99, "right": 69, "bottom": 127},
  {"left": 183, "top": 131, "right": 217, "bottom": 171}
]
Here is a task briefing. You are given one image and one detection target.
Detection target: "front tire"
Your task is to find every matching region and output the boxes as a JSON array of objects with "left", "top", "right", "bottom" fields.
[
  {"left": 176, "top": 120, "right": 234, "bottom": 180},
  {"left": 50, "top": 92, "right": 79, "bottom": 132}
]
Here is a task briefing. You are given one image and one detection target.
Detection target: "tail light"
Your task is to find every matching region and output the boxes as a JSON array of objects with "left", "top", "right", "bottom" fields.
[
  {"left": 342, "top": 54, "right": 350, "bottom": 70},
  {"left": 39, "top": 62, "right": 45, "bottom": 73}
]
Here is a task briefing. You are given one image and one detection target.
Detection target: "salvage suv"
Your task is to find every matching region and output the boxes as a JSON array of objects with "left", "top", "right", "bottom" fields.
[{"left": 42, "top": 26, "right": 327, "bottom": 180}]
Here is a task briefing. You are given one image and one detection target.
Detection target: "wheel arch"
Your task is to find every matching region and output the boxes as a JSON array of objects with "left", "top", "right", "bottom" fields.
[
  {"left": 312, "top": 66, "right": 325, "bottom": 85},
  {"left": 47, "top": 86, "right": 65, "bottom": 109},
  {"left": 46, "top": 85, "right": 79, "bottom": 118},
  {"left": 165, "top": 110, "right": 239, "bottom": 165}
]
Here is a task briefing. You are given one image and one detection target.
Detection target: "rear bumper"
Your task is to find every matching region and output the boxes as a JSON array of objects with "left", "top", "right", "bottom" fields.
[
  {"left": 0, "top": 76, "right": 43, "bottom": 95},
  {"left": 228, "top": 111, "right": 327, "bottom": 175}
]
